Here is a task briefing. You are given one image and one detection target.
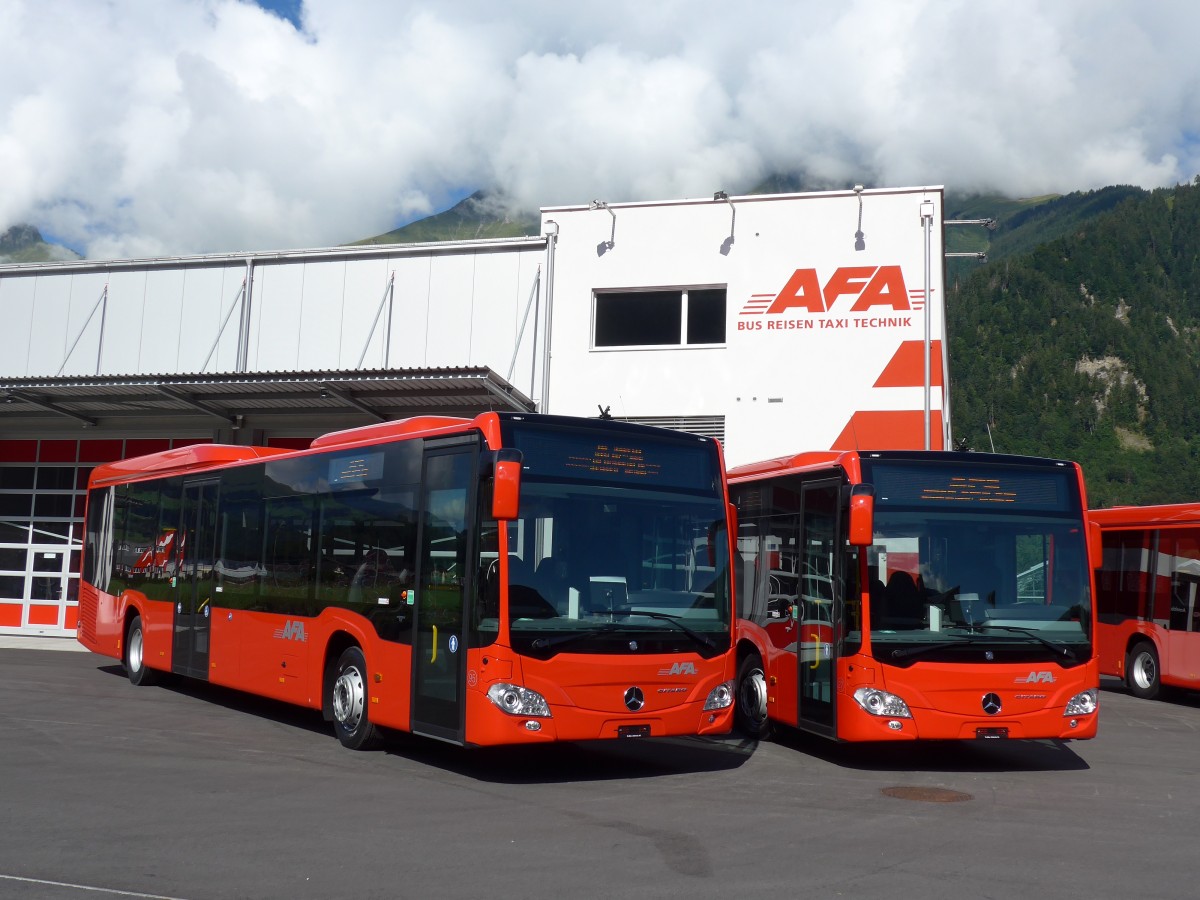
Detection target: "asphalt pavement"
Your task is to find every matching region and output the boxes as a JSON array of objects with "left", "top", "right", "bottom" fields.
[{"left": 0, "top": 643, "right": 1196, "bottom": 900}]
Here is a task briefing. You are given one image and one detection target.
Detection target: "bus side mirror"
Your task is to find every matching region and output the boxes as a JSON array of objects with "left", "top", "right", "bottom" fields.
[
  {"left": 705, "top": 502, "right": 736, "bottom": 567},
  {"left": 848, "top": 485, "right": 874, "bottom": 547},
  {"left": 490, "top": 449, "right": 522, "bottom": 521},
  {"left": 1088, "top": 520, "right": 1103, "bottom": 570}
]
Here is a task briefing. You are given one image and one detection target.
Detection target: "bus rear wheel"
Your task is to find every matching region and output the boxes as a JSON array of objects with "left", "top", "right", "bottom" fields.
[
  {"left": 124, "top": 615, "right": 158, "bottom": 687},
  {"left": 330, "top": 646, "right": 383, "bottom": 750},
  {"left": 736, "top": 652, "right": 770, "bottom": 739},
  {"left": 1127, "top": 641, "right": 1161, "bottom": 700}
]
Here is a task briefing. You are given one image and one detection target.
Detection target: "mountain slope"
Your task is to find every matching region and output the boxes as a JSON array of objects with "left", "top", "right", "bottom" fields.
[
  {"left": 0, "top": 224, "right": 80, "bottom": 263},
  {"left": 353, "top": 191, "right": 539, "bottom": 244},
  {"left": 948, "top": 180, "right": 1200, "bottom": 507}
]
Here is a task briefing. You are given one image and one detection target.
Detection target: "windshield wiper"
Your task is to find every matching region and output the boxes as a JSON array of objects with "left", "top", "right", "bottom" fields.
[
  {"left": 527, "top": 612, "right": 723, "bottom": 659},
  {"left": 528, "top": 623, "right": 625, "bottom": 653},
  {"left": 616, "top": 608, "right": 721, "bottom": 658},
  {"left": 889, "top": 635, "right": 979, "bottom": 661},
  {"left": 977, "top": 625, "right": 1077, "bottom": 660}
]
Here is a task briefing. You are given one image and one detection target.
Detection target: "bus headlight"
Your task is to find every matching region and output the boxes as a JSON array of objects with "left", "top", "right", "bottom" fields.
[
  {"left": 703, "top": 680, "right": 735, "bottom": 711},
  {"left": 1064, "top": 689, "right": 1098, "bottom": 716},
  {"left": 487, "top": 683, "right": 552, "bottom": 718},
  {"left": 853, "top": 687, "right": 913, "bottom": 718}
]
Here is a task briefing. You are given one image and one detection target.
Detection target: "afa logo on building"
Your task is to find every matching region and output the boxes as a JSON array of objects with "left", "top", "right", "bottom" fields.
[{"left": 738, "top": 265, "right": 927, "bottom": 332}]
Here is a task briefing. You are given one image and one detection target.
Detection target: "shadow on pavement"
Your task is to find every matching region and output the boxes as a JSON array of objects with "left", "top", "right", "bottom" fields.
[
  {"left": 94, "top": 658, "right": 758, "bottom": 782},
  {"left": 767, "top": 724, "right": 1089, "bottom": 773},
  {"left": 380, "top": 730, "right": 757, "bottom": 784}
]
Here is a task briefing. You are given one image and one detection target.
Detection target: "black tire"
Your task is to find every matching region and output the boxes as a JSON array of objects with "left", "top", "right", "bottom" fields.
[
  {"left": 123, "top": 615, "right": 158, "bottom": 686},
  {"left": 735, "top": 651, "right": 770, "bottom": 739},
  {"left": 330, "top": 646, "right": 383, "bottom": 750},
  {"left": 1127, "top": 641, "right": 1161, "bottom": 700}
]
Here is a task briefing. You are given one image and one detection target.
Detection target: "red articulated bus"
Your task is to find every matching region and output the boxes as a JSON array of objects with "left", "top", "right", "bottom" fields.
[
  {"left": 78, "top": 413, "right": 737, "bottom": 749},
  {"left": 728, "top": 450, "right": 1100, "bottom": 742},
  {"left": 1091, "top": 502, "right": 1200, "bottom": 700}
]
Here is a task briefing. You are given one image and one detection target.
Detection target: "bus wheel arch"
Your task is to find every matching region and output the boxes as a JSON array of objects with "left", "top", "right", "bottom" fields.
[
  {"left": 327, "top": 642, "right": 384, "bottom": 750},
  {"left": 735, "top": 642, "right": 770, "bottom": 739},
  {"left": 1127, "top": 639, "right": 1161, "bottom": 700}
]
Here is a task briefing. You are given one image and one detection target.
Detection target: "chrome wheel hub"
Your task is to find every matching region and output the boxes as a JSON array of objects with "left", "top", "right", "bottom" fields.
[
  {"left": 741, "top": 667, "right": 768, "bottom": 726},
  {"left": 333, "top": 666, "right": 365, "bottom": 728},
  {"left": 1133, "top": 654, "right": 1155, "bottom": 690},
  {"left": 128, "top": 629, "right": 144, "bottom": 672}
]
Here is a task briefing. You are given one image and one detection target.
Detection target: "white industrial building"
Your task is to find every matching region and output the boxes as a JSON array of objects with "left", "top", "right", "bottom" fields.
[{"left": 0, "top": 186, "right": 947, "bottom": 637}]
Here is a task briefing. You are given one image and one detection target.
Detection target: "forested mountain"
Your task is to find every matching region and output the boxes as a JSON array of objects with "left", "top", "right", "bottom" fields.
[{"left": 948, "top": 180, "right": 1200, "bottom": 508}]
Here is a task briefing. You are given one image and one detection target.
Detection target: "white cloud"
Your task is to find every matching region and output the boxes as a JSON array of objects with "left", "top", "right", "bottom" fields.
[{"left": 2, "top": 0, "right": 1199, "bottom": 257}]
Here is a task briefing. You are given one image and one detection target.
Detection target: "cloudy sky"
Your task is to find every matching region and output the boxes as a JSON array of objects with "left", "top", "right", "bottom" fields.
[{"left": 2, "top": 0, "right": 1198, "bottom": 258}]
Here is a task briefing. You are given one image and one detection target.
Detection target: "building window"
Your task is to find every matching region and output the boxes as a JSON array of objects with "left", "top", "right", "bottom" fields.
[{"left": 594, "top": 287, "right": 726, "bottom": 348}]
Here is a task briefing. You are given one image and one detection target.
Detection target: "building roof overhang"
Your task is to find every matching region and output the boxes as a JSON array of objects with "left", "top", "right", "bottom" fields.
[{"left": 0, "top": 367, "right": 535, "bottom": 431}]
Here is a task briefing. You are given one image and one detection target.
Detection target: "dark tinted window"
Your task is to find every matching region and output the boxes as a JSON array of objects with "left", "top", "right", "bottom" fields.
[
  {"left": 595, "top": 288, "right": 726, "bottom": 348},
  {"left": 687, "top": 289, "right": 726, "bottom": 344},
  {"left": 36, "top": 467, "right": 77, "bottom": 490},
  {"left": 0, "top": 494, "right": 31, "bottom": 516},
  {"left": 0, "top": 468, "right": 35, "bottom": 490},
  {"left": 33, "top": 495, "right": 73, "bottom": 517},
  {"left": 0, "top": 548, "right": 26, "bottom": 570},
  {"left": 595, "top": 291, "right": 681, "bottom": 346}
]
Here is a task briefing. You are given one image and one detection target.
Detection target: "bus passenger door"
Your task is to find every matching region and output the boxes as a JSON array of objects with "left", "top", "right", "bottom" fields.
[
  {"left": 797, "top": 480, "right": 839, "bottom": 736},
  {"left": 410, "top": 443, "right": 478, "bottom": 744},
  {"left": 173, "top": 480, "right": 218, "bottom": 680}
]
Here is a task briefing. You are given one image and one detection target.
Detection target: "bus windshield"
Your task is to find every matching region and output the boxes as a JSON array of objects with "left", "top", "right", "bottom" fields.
[
  {"left": 860, "top": 461, "right": 1092, "bottom": 667},
  {"left": 500, "top": 479, "right": 731, "bottom": 659}
]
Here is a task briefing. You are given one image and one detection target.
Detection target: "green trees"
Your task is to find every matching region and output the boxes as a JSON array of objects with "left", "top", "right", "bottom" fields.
[{"left": 948, "top": 182, "right": 1200, "bottom": 507}]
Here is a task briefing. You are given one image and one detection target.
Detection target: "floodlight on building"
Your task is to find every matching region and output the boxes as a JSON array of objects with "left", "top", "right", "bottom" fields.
[
  {"left": 715, "top": 191, "right": 736, "bottom": 255},
  {"left": 592, "top": 200, "right": 616, "bottom": 255}
]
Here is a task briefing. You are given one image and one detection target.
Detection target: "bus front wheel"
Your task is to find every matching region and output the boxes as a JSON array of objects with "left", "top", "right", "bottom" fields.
[
  {"left": 1127, "top": 641, "right": 1161, "bottom": 701},
  {"left": 736, "top": 652, "right": 770, "bottom": 739},
  {"left": 124, "top": 615, "right": 158, "bottom": 687},
  {"left": 330, "top": 646, "right": 383, "bottom": 750}
]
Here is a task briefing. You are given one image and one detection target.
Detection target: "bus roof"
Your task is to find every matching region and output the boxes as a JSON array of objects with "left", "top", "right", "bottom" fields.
[
  {"left": 89, "top": 443, "right": 290, "bottom": 487},
  {"left": 728, "top": 449, "right": 1079, "bottom": 484},
  {"left": 727, "top": 450, "right": 856, "bottom": 481},
  {"left": 1091, "top": 502, "right": 1200, "bottom": 527},
  {"left": 86, "top": 412, "right": 722, "bottom": 490},
  {"left": 87, "top": 413, "right": 506, "bottom": 488},
  {"left": 309, "top": 415, "right": 481, "bottom": 449}
]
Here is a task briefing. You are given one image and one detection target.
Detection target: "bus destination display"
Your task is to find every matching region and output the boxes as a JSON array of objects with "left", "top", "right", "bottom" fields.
[
  {"left": 919, "top": 475, "right": 1015, "bottom": 504},
  {"left": 328, "top": 450, "right": 384, "bottom": 487},
  {"left": 565, "top": 444, "right": 662, "bottom": 479},
  {"left": 867, "top": 462, "right": 1075, "bottom": 513},
  {"left": 508, "top": 422, "right": 718, "bottom": 491}
]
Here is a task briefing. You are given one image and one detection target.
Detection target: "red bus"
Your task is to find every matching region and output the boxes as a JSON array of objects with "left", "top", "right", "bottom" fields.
[
  {"left": 728, "top": 450, "right": 1100, "bottom": 742},
  {"left": 78, "top": 413, "right": 736, "bottom": 749},
  {"left": 1092, "top": 502, "right": 1200, "bottom": 700}
]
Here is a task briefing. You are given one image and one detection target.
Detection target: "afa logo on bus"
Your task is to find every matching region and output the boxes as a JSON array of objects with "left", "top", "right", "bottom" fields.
[{"left": 738, "top": 265, "right": 925, "bottom": 322}]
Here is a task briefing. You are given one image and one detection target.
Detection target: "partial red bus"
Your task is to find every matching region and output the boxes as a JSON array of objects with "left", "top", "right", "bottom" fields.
[
  {"left": 79, "top": 413, "right": 736, "bottom": 748},
  {"left": 1092, "top": 502, "right": 1200, "bottom": 700},
  {"left": 729, "top": 450, "right": 1100, "bottom": 742}
]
